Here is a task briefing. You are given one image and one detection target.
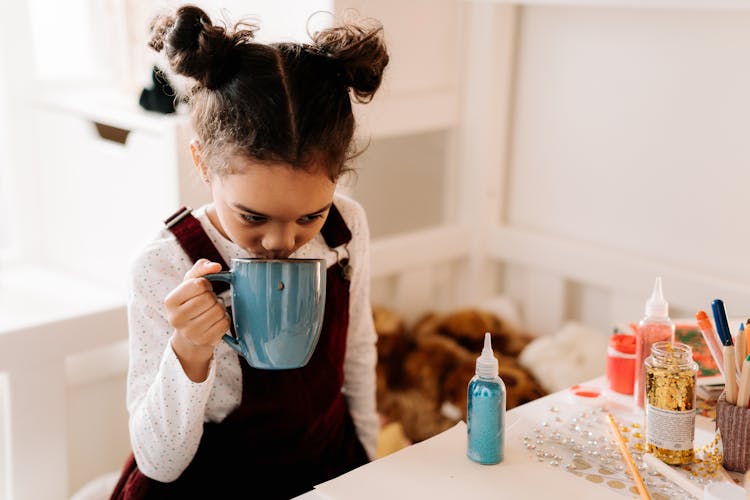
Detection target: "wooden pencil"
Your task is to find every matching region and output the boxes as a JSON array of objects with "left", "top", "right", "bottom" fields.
[
  {"left": 737, "top": 355, "right": 750, "bottom": 408},
  {"left": 737, "top": 328, "right": 746, "bottom": 374},
  {"left": 725, "top": 345, "right": 739, "bottom": 405},
  {"left": 606, "top": 413, "right": 651, "bottom": 500}
]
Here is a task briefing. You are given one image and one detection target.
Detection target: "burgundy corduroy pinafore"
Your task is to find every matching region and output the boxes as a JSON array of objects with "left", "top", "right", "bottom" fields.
[{"left": 111, "top": 205, "right": 369, "bottom": 499}]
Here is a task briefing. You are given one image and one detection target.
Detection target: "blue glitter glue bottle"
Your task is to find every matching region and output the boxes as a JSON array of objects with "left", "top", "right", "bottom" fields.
[{"left": 467, "top": 332, "right": 505, "bottom": 465}]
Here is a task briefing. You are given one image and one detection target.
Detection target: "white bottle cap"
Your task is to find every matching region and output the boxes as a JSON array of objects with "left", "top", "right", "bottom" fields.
[
  {"left": 476, "top": 332, "right": 499, "bottom": 379},
  {"left": 645, "top": 277, "right": 669, "bottom": 319}
]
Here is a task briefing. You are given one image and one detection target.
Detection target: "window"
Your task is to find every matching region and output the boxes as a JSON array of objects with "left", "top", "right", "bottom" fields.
[
  {"left": 0, "top": 8, "right": 15, "bottom": 260},
  {"left": 2, "top": 0, "right": 332, "bottom": 269},
  {"left": 28, "top": 0, "right": 101, "bottom": 82}
]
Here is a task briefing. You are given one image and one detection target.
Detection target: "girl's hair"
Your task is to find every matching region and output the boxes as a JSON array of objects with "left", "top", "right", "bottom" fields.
[{"left": 150, "top": 5, "right": 389, "bottom": 180}]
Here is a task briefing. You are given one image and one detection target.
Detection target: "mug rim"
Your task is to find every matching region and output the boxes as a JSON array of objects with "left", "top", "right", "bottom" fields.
[{"left": 232, "top": 258, "right": 325, "bottom": 264}]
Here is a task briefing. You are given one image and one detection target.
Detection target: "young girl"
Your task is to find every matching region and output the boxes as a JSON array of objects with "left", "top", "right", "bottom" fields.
[{"left": 111, "top": 5, "right": 388, "bottom": 499}]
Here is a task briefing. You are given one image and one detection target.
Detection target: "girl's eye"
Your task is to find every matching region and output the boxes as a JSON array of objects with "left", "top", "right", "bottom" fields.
[
  {"left": 297, "top": 214, "right": 324, "bottom": 225},
  {"left": 241, "top": 214, "right": 267, "bottom": 224}
]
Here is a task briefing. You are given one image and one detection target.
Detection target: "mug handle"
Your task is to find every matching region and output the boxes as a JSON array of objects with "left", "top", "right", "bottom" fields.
[{"left": 204, "top": 272, "right": 242, "bottom": 352}]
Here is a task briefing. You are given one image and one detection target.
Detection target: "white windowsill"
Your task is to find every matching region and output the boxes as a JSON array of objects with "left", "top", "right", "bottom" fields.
[{"left": 0, "top": 265, "right": 124, "bottom": 333}]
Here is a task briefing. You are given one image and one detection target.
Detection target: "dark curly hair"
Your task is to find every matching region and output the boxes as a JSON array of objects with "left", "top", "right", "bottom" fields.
[{"left": 150, "top": 5, "right": 389, "bottom": 180}]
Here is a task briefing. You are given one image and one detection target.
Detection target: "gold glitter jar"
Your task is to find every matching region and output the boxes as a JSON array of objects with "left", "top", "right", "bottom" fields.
[{"left": 644, "top": 341, "right": 698, "bottom": 465}]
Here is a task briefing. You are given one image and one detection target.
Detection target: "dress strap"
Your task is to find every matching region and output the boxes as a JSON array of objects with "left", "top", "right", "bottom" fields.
[
  {"left": 320, "top": 204, "right": 352, "bottom": 248},
  {"left": 164, "top": 207, "right": 230, "bottom": 294}
]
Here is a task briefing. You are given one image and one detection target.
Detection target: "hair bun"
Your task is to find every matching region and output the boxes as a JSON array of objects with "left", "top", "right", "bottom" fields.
[
  {"left": 149, "top": 5, "right": 257, "bottom": 89},
  {"left": 313, "top": 22, "right": 389, "bottom": 103}
]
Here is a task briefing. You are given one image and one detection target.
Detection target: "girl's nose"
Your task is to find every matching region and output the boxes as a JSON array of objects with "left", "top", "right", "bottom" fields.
[{"left": 261, "top": 226, "right": 295, "bottom": 257}]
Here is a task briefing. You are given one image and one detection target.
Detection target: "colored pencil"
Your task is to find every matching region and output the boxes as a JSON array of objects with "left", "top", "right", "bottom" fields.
[
  {"left": 606, "top": 413, "right": 651, "bottom": 500},
  {"left": 696, "top": 310, "right": 725, "bottom": 379},
  {"left": 724, "top": 345, "right": 738, "bottom": 405},
  {"left": 712, "top": 299, "right": 733, "bottom": 346},
  {"left": 737, "top": 355, "right": 750, "bottom": 408},
  {"left": 739, "top": 324, "right": 747, "bottom": 376}
]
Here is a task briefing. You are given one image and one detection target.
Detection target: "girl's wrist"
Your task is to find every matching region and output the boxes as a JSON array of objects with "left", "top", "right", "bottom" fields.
[{"left": 170, "top": 333, "right": 214, "bottom": 382}]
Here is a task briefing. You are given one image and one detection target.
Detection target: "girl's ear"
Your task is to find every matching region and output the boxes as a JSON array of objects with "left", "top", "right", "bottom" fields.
[{"left": 189, "top": 139, "right": 210, "bottom": 183}]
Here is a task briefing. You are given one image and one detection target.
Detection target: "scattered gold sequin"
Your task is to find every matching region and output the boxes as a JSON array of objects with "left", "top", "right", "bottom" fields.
[
  {"left": 599, "top": 467, "right": 614, "bottom": 475},
  {"left": 573, "top": 458, "right": 591, "bottom": 470},
  {"left": 606, "top": 480, "right": 625, "bottom": 489},
  {"left": 653, "top": 493, "right": 670, "bottom": 500},
  {"left": 585, "top": 474, "right": 603, "bottom": 484}
]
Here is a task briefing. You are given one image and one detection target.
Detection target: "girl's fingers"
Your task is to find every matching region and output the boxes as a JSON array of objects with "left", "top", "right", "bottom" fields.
[
  {"left": 179, "top": 301, "right": 230, "bottom": 346},
  {"left": 203, "top": 314, "right": 233, "bottom": 347},
  {"left": 166, "top": 259, "right": 223, "bottom": 310},
  {"left": 177, "top": 290, "right": 221, "bottom": 322},
  {"left": 184, "top": 258, "right": 222, "bottom": 280},
  {"left": 166, "top": 259, "right": 229, "bottom": 347},
  {"left": 164, "top": 277, "right": 213, "bottom": 310}
]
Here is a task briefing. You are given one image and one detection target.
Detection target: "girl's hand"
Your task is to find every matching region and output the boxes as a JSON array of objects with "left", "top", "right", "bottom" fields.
[{"left": 165, "top": 259, "right": 230, "bottom": 382}]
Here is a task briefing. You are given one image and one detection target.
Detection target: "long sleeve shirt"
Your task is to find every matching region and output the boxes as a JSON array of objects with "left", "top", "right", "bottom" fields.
[{"left": 126, "top": 193, "right": 378, "bottom": 482}]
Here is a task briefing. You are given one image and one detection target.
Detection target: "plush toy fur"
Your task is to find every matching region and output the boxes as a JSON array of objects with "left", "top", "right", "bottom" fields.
[
  {"left": 518, "top": 321, "right": 608, "bottom": 393},
  {"left": 374, "top": 306, "right": 547, "bottom": 444}
]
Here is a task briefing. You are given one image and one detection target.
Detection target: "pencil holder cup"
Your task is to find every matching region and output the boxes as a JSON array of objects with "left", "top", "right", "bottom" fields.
[{"left": 716, "top": 392, "right": 750, "bottom": 472}]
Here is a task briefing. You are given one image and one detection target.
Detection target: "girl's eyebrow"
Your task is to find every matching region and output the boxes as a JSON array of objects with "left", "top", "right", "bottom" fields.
[{"left": 231, "top": 202, "right": 332, "bottom": 218}]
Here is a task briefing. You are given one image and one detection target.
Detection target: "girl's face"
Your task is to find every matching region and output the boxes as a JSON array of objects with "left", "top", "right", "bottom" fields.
[{"left": 199, "top": 153, "right": 336, "bottom": 259}]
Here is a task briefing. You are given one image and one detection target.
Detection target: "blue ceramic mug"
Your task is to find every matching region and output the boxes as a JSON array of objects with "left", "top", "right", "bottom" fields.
[{"left": 205, "top": 258, "right": 326, "bottom": 369}]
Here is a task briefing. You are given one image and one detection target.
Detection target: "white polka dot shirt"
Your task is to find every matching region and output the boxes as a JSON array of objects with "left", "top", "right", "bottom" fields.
[{"left": 126, "top": 193, "right": 378, "bottom": 482}]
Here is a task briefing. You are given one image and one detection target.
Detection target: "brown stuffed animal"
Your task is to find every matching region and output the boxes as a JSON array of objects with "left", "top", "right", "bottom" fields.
[
  {"left": 373, "top": 306, "right": 409, "bottom": 384},
  {"left": 377, "top": 389, "right": 456, "bottom": 443},
  {"left": 442, "top": 354, "right": 547, "bottom": 418},
  {"left": 374, "top": 306, "right": 547, "bottom": 444},
  {"left": 416, "top": 308, "right": 531, "bottom": 357}
]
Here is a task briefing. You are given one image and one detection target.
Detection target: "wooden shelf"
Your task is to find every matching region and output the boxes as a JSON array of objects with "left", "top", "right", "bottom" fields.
[
  {"left": 37, "top": 88, "right": 190, "bottom": 135},
  {"left": 41, "top": 87, "right": 457, "bottom": 140}
]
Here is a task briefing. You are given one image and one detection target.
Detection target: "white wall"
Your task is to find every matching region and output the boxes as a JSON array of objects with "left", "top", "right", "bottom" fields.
[
  {"left": 0, "top": 8, "right": 10, "bottom": 255},
  {"left": 349, "top": 131, "right": 450, "bottom": 238},
  {"left": 504, "top": 5, "right": 750, "bottom": 328}
]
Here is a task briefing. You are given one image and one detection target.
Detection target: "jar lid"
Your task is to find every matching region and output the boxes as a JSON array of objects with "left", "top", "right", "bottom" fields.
[{"left": 609, "top": 333, "right": 636, "bottom": 355}]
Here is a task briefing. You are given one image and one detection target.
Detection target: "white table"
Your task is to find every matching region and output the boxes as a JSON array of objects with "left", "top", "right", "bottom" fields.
[{"left": 296, "top": 378, "right": 720, "bottom": 499}]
